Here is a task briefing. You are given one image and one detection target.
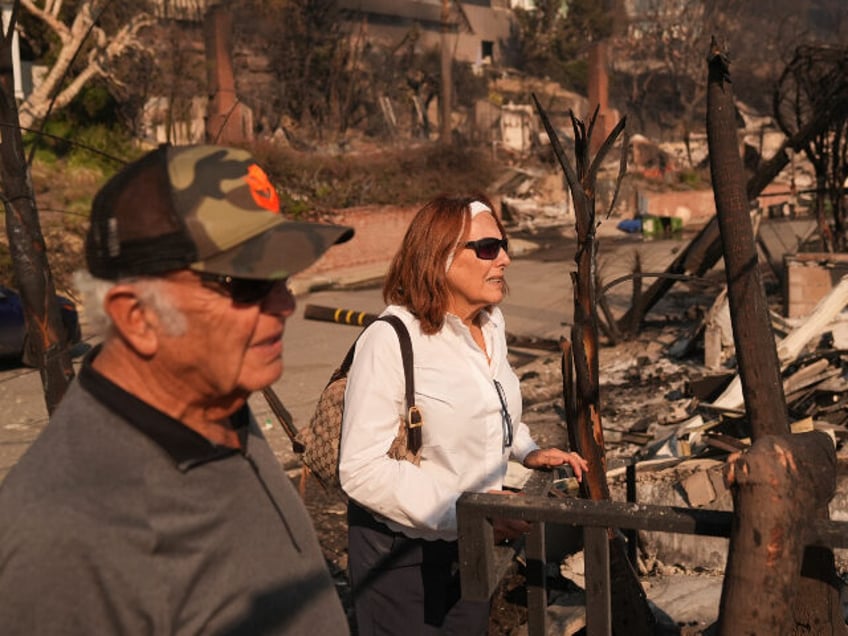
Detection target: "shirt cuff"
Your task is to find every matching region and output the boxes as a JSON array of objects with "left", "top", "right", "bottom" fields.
[{"left": 511, "top": 424, "right": 539, "bottom": 464}]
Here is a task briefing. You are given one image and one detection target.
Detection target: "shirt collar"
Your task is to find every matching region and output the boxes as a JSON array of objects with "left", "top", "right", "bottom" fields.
[
  {"left": 78, "top": 345, "right": 250, "bottom": 471},
  {"left": 444, "top": 307, "right": 499, "bottom": 333}
]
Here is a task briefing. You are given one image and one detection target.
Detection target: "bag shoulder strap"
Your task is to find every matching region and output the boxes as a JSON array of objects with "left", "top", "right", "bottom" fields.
[
  {"left": 375, "top": 315, "right": 415, "bottom": 411},
  {"left": 375, "top": 316, "right": 421, "bottom": 450},
  {"left": 330, "top": 340, "right": 358, "bottom": 384},
  {"left": 333, "top": 315, "right": 415, "bottom": 406}
]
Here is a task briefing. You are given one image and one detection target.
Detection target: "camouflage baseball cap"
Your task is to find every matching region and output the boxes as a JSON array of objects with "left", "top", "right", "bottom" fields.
[{"left": 85, "top": 144, "right": 354, "bottom": 280}]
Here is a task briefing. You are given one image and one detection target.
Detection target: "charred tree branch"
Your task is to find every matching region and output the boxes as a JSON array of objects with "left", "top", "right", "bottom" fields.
[{"left": 534, "top": 94, "right": 653, "bottom": 636}]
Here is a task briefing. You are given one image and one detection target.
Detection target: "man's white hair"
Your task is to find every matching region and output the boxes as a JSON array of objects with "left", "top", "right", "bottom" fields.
[{"left": 73, "top": 271, "right": 188, "bottom": 338}]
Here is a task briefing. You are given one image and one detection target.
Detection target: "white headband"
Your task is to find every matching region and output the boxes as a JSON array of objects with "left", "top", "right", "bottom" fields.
[
  {"left": 468, "top": 200, "right": 492, "bottom": 217},
  {"left": 445, "top": 200, "right": 493, "bottom": 272}
]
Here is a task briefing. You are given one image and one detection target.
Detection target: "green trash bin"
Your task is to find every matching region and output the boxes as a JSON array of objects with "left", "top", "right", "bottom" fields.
[{"left": 642, "top": 215, "right": 682, "bottom": 238}]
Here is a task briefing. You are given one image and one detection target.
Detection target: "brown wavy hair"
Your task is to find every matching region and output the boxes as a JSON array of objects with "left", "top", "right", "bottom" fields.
[{"left": 382, "top": 193, "right": 504, "bottom": 335}]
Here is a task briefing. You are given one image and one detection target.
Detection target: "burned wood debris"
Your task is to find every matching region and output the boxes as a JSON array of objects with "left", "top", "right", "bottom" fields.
[
  {"left": 502, "top": 240, "right": 848, "bottom": 631},
  {"left": 620, "top": 260, "right": 848, "bottom": 464},
  {"left": 502, "top": 43, "right": 848, "bottom": 632},
  {"left": 515, "top": 255, "right": 848, "bottom": 472},
  {"left": 514, "top": 318, "right": 848, "bottom": 475}
]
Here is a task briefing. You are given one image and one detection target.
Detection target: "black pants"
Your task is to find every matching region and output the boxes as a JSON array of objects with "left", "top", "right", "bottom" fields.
[{"left": 347, "top": 501, "right": 489, "bottom": 635}]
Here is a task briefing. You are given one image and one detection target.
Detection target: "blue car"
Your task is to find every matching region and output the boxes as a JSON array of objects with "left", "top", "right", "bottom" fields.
[{"left": 0, "top": 285, "right": 82, "bottom": 366}]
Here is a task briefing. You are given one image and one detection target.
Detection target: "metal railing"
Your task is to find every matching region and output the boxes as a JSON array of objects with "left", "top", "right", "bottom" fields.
[{"left": 457, "top": 483, "right": 848, "bottom": 635}]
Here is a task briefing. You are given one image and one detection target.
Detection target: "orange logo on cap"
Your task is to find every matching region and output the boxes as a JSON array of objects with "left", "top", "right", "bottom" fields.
[{"left": 245, "top": 164, "right": 281, "bottom": 213}]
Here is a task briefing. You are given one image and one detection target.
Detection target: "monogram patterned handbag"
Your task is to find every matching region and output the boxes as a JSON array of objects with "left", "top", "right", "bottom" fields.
[{"left": 294, "top": 315, "right": 423, "bottom": 494}]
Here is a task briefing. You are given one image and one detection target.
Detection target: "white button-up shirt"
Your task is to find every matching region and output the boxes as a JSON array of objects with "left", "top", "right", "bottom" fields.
[{"left": 338, "top": 304, "right": 538, "bottom": 541}]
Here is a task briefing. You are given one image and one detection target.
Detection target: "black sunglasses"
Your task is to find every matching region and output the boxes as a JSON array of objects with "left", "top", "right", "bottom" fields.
[
  {"left": 465, "top": 237, "right": 508, "bottom": 260},
  {"left": 197, "top": 273, "right": 285, "bottom": 304},
  {"left": 493, "top": 379, "right": 514, "bottom": 450}
]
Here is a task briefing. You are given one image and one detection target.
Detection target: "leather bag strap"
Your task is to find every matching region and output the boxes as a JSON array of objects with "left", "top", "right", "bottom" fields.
[
  {"left": 375, "top": 315, "right": 415, "bottom": 411},
  {"left": 333, "top": 314, "right": 421, "bottom": 447}
]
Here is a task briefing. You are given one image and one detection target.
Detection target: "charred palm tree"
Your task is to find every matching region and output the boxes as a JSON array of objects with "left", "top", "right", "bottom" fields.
[{"left": 706, "top": 39, "right": 844, "bottom": 636}]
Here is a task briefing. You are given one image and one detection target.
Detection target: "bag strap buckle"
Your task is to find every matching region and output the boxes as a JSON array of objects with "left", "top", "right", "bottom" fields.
[{"left": 407, "top": 405, "right": 423, "bottom": 428}]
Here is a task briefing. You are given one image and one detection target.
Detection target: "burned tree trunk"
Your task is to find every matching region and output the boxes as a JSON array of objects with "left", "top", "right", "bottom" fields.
[
  {"left": 706, "top": 40, "right": 845, "bottom": 635},
  {"left": 532, "top": 97, "right": 621, "bottom": 505},
  {"left": 534, "top": 95, "right": 655, "bottom": 636},
  {"left": 706, "top": 44, "right": 788, "bottom": 438},
  {"left": 0, "top": 7, "right": 74, "bottom": 413}
]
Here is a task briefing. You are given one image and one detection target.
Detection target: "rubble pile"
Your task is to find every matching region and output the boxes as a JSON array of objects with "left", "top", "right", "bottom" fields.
[
  {"left": 509, "top": 300, "right": 848, "bottom": 632},
  {"left": 515, "top": 289, "right": 848, "bottom": 474},
  {"left": 509, "top": 233, "right": 848, "bottom": 583}
]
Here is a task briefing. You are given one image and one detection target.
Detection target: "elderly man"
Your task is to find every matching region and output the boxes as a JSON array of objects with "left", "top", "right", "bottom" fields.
[{"left": 0, "top": 145, "right": 354, "bottom": 634}]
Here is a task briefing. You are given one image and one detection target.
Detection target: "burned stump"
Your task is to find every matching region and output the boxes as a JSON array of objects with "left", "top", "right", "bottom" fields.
[{"left": 717, "top": 433, "right": 837, "bottom": 635}]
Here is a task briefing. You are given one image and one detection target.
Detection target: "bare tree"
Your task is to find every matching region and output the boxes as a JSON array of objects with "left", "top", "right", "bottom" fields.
[
  {"left": 775, "top": 44, "right": 848, "bottom": 251},
  {"left": 512, "top": 0, "right": 612, "bottom": 93},
  {"left": 17, "top": 0, "right": 154, "bottom": 130},
  {"left": 439, "top": 0, "right": 451, "bottom": 143},
  {"left": 612, "top": 0, "right": 848, "bottom": 146},
  {"left": 232, "top": 0, "right": 358, "bottom": 139},
  {"left": 611, "top": 0, "right": 741, "bottom": 158}
]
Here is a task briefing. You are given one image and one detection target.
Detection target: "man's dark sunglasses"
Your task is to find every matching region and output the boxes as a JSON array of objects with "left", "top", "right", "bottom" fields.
[
  {"left": 464, "top": 237, "right": 509, "bottom": 260},
  {"left": 197, "top": 273, "right": 286, "bottom": 304}
]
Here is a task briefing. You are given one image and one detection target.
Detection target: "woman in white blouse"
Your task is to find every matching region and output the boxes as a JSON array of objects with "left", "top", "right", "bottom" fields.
[{"left": 339, "top": 194, "right": 587, "bottom": 635}]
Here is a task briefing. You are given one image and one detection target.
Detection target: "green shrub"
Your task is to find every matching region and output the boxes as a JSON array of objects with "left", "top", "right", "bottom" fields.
[
  {"left": 23, "top": 82, "right": 142, "bottom": 173},
  {"left": 67, "top": 124, "right": 140, "bottom": 173}
]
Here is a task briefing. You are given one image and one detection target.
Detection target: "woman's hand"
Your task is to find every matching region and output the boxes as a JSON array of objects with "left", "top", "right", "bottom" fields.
[{"left": 522, "top": 448, "right": 589, "bottom": 482}]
